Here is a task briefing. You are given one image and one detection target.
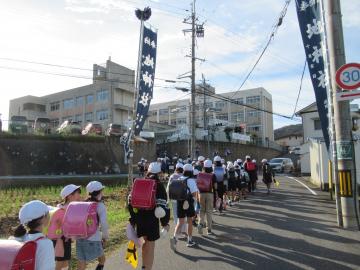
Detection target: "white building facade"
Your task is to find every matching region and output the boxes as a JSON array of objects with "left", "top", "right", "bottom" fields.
[
  {"left": 148, "top": 87, "right": 274, "bottom": 145},
  {"left": 9, "top": 59, "right": 135, "bottom": 130}
]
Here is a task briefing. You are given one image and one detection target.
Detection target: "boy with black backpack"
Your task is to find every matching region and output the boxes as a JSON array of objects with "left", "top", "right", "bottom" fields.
[{"left": 170, "top": 164, "right": 199, "bottom": 250}]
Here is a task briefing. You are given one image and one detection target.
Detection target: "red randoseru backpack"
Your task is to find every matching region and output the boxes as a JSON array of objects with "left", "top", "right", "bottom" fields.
[
  {"left": 196, "top": 173, "right": 213, "bottom": 192},
  {"left": 0, "top": 237, "right": 43, "bottom": 270},
  {"left": 130, "top": 179, "right": 157, "bottom": 209}
]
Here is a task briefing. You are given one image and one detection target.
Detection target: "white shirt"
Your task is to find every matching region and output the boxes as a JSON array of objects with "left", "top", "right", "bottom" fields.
[
  {"left": 179, "top": 176, "right": 199, "bottom": 194},
  {"left": 25, "top": 233, "right": 55, "bottom": 270},
  {"left": 87, "top": 202, "right": 109, "bottom": 241}
]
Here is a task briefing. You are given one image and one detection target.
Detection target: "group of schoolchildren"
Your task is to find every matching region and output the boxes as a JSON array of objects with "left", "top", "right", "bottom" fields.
[
  {"left": 127, "top": 155, "right": 275, "bottom": 270},
  {"left": 3, "top": 181, "right": 109, "bottom": 270},
  {"left": 2, "top": 155, "right": 274, "bottom": 270}
]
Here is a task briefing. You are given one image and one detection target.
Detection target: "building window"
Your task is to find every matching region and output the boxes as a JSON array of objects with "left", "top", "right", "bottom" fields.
[
  {"left": 159, "top": 108, "right": 169, "bottom": 115},
  {"left": 234, "top": 98, "right": 244, "bottom": 104},
  {"left": 247, "top": 125, "right": 261, "bottom": 132},
  {"left": 85, "top": 112, "right": 93, "bottom": 122},
  {"left": 75, "top": 114, "right": 82, "bottom": 124},
  {"left": 231, "top": 112, "right": 244, "bottom": 122},
  {"left": 86, "top": 95, "right": 94, "bottom": 104},
  {"left": 50, "top": 102, "right": 60, "bottom": 111},
  {"left": 159, "top": 120, "right": 168, "bottom": 124},
  {"left": 247, "top": 110, "right": 260, "bottom": 118},
  {"left": 217, "top": 114, "right": 228, "bottom": 121},
  {"left": 63, "top": 99, "right": 74, "bottom": 109},
  {"left": 96, "top": 110, "right": 109, "bottom": 121},
  {"left": 97, "top": 89, "right": 109, "bottom": 102},
  {"left": 75, "top": 96, "right": 84, "bottom": 107},
  {"left": 23, "top": 103, "right": 45, "bottom": 112},
  {"left": 246, "top": 96, "right": 261, "bottom": 104},
  {"left": 215, "top": 101, "right": 225, "bottom": 109},
  {"left": 177, "top": 118, "right": 187, "bottom": 124},
  {"left": 179, "top": 106, "right": 187, "bottom": 112},
  {"left": 170, "top": 119, "right": 176, "bottom": 125},
  {"left": 314, "top": 119, "right": 322, "bottom": 130}
]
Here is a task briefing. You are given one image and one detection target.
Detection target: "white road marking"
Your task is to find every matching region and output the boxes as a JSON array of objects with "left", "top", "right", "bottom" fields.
[{"left": 287, "top": 176, "right": 317, "bottom": 195}]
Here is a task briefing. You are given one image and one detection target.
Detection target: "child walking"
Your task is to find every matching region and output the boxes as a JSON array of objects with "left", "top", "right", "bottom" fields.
[
  {"left": 128, "top": 162, "right": 170, "bottom": 270},
  {"left": 76, "top": 181, "right": 109, "bottom": 270},
  {"left": 51, "top": 184, "right": 81, "bottom": 270},
  {"left": 13, "top": 200, "right": 55, "bottom": 270}
]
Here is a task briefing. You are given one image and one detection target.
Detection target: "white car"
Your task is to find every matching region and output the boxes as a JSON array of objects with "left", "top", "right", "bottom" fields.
[{"left": 269, "top": 158, "right": 294, "bottom": 173}]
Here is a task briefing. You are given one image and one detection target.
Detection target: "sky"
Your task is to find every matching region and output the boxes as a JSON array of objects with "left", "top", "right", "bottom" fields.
[{"left": 0, "top": 0, "right": 359, "bottom": 130}]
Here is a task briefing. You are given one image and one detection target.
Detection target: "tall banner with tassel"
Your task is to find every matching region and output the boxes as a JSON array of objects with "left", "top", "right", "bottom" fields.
[
  {"left": 134, "top": 25, "right": 157, "bottom": 135},
  {"left": 296, "top": 0, "right": 330, "bottom": 151}
]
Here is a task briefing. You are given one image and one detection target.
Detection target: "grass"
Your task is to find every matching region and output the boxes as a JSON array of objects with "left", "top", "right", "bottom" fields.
[{"left": 0, "top": 184, "right": 130, "bottom": 268}]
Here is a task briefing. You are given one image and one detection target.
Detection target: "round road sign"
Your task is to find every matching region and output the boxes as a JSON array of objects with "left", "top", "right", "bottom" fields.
[{"left": 335, "top": 63, "right": 360, "bottom": 90}]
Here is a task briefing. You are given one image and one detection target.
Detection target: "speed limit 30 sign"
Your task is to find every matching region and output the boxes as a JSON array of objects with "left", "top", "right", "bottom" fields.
[{"left": 335, "top": 63, "right": 360, "bottom": 90}]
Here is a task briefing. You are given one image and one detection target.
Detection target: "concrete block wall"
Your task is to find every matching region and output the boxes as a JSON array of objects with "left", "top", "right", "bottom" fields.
[{"left": 0, "top": 136, "right": 156, "bottom": 176}]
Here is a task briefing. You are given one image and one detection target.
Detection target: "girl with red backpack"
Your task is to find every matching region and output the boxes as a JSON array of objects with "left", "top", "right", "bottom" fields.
[
  {"left": 128, "top": 162, "right": 170, "bottom": 270},
  {"left": 10, "top": 200, "right": 55, "bottom": 270},
  {"left": 76, "top": 181, "right": 109, "bottom": 270}
]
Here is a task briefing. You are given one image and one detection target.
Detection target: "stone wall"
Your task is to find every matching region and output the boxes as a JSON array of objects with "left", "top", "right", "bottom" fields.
[
  {"left": 0, "top": 135, "right": 281, "bottom": 177},
  {"left": 0, "top": 135, "right": 156, "bottom": 176}
]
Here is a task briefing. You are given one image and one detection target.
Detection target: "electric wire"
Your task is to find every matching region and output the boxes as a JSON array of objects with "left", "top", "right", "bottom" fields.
[
  {"left": 0, "top": 57, "right": 174, "bottom": 82},
  {"left": 229, "top": 0, "right": 292, "bottom": 98},
  {"left": 292, "top": 59, "right": 307, "bottom": 118}
]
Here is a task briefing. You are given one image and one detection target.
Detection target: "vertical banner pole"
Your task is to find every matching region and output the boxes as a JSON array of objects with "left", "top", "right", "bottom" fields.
[{"left": 128, "top": 19, "right": 145, "bottom": 188}]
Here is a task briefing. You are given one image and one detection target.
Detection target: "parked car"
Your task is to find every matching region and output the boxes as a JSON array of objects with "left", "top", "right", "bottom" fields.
[
  {"left": 34, "top": 117, "right": 51, "bottom": 134},
  {"left": 269, "top": 158, "right": 294, "bottom": 173},
  {"left": 82, "top": 123, "right": 103, "bottom": 135},
  {"left": 56, "top": 120, "right": 82, "bottom": 135},
  {"left": 105, "top": 123, "right": 123, "bottom": 136},
  {"left": 9, "top": 116, "right": 28, "bottom": 134},
  {"left": 289, "top": 146, "right": 301, "bottom": 155}
]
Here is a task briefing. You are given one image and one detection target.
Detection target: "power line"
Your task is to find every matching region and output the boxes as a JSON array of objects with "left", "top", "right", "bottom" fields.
[
  {"left": 195, "top": 84, "right": 300, "bottom": 121},
  {"left": 230, "top": 0, "right": 292, "bottom": 98},
  {"left": 0, "top": 65, "right": 135, "bottom": 84},
  {"left": 292, "top": 59, "right": 307, "bottom": 118},
  {"left": 0, "top": 57, "right": 173, "bottom": 82}
]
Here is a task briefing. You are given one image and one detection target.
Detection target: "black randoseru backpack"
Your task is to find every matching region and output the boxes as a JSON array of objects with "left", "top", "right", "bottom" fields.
[{"left": 168, "top": 177, "right": 190, "bottom": 201}]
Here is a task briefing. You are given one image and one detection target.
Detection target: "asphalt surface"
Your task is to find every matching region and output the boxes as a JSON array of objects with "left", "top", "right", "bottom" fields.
[{"left": 101, "top": 175, "right": 360, "bottom": 270}]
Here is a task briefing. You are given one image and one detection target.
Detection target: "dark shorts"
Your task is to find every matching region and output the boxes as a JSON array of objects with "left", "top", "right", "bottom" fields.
[
  {"left": 177, "top": 198, "right": 195, "bottom": 219},
  {"left": 238, "top": 181, "right": 247, "bottom": 189},
  {"left": 228, "top": 180, "right": 237, "bottom": 191},
  {"left": 136, "top": 214, "right": 160, "bottom": 242},
  {"left": 52, "top": 238, "right": 72, "bottom": 261}
]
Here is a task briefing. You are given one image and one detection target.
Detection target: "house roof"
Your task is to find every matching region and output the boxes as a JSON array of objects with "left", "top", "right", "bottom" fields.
[
  {"left": 295, "top": 102, "right": 317, "bottom": 116},
  {"left": 274, "top": 124, "right": 303, "bottom": 140}
]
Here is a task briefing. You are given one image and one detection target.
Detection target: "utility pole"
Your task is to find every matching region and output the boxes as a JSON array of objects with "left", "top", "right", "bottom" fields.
[
  {"left": 326, "top": 0, "right": 359, "bottom": 229},
  {"left": 183, "top": 0, "right": 204, "bottom": 158},
  {"left": 202, "top": 74, "right": 207, "bottom": 139},
  {"left": 190, "top": 1, "right": 196, "bottom": 159}
]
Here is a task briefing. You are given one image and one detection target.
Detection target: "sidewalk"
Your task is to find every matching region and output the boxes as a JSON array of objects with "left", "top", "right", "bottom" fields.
[{"left": 102, "top": 176, "right": 360, "bottom": 270}]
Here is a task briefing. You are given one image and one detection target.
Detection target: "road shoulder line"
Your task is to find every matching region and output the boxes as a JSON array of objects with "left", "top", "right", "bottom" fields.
[{"left": 287, "top": 176, "right": 318, "bottom": 195}]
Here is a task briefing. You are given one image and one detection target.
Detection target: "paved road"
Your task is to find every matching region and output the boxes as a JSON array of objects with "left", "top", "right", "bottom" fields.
[{"left": 102, "top": 176, "right": 360, "bottom": 270}]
